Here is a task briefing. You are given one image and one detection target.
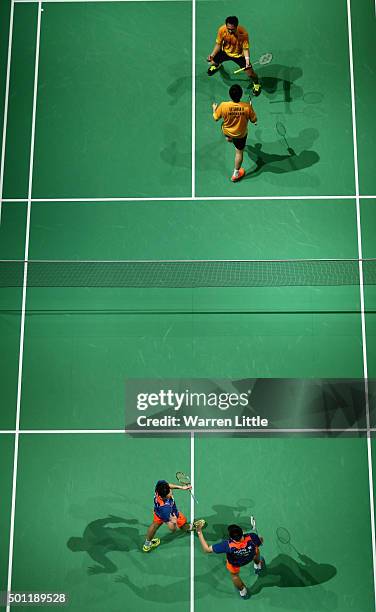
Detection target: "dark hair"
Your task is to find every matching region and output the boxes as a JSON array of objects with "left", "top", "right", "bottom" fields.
[
  {"left": 156, "top": 481, "right": 170, "bottom": 498},
  {"left": 229, "top": 84, "right": 243, "bottom": 103},
  {"left": 228, "top": 524, "right": 244, "bottom": 541},
  {"left": 225, "top": 16, "right": 239, "bottom": 27}
]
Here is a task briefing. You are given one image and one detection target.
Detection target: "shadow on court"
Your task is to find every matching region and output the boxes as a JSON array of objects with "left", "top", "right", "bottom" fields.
[
  {"left": 67, "top": 515, "right": 143, "bottom": 574},
  {"left": 244, "top": 131, "right": 320, "bottom": 178},
  {"left": 115, "top": 564, "right": 228, "bottom": 602},
  {"left": 219, "top": 63, "right": 304, "bottom": 105},
  {"left": 249, "top": 553, "right": 337, "bottom": 594}
]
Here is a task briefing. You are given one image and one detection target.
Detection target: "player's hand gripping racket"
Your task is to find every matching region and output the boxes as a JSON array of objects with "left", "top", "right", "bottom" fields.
[
  {"left": 234, "top": 52, "right": 273, "bottom": 74},
  {"left": 176, "top": 471, "right": 198, "bottom": 504}
]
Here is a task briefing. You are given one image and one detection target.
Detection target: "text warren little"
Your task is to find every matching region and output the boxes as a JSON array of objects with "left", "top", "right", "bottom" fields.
[{"left": 136, "top": 415, "right": 269, "bottom": 428}]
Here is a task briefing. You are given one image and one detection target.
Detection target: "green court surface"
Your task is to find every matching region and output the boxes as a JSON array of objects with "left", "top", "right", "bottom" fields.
[{"left": 0, "top": 0, "right": 376, "bottom": 611}]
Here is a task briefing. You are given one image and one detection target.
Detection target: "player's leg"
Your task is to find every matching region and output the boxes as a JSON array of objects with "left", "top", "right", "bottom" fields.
[
  {"left": 176, "top": 513, "right": 207, "bottom": 532},
  {"left": 231, "top": 137, "right": 247, "bottom": 182},
  {"left": 227, "top": 563, "right": 249, "bottom": 599},
  {"left": 176, "top": 511, "right": 192, "bottom": 532},
  {"left": 233, "top": 57, "right": 261, "bottom": 96},
  {"left": 143, "top": 517, "right": 162, "bottom": 552},
  {"left": 207, "top": 51, "right": 229, "bottom": 76}
]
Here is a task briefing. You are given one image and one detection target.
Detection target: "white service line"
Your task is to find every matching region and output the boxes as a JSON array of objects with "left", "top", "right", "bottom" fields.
[
  {"left": 6, "top": 2, "right": 42, "bottom": 611},
  {"left": 14, "top": 0, "right": 190, "bottom": 3},
  {"left": 0, "top": 194, "right": 370, "bottom": 203},
  {"left": 346, "top": 1, "right": 376, "bottom": 610},
  {"left": 0, "top": 428, "right": 375, "bottom": 435},
  {"left": 0, "top": 0, "right": 15, "bottom": 226}
]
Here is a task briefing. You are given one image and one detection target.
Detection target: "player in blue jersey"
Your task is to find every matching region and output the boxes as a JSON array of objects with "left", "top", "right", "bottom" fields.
[
  {"left": 195, "top": 523, "right": 265, "bottom": 599},
  {"left": 143, "top": 479, "right": 205, "bottom": 552}
]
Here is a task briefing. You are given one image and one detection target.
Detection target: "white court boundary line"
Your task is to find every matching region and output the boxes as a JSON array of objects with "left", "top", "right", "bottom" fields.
[
  {"left": 14, "top": 0, "right": 190, "bottom": 3},
  {"left": 0, "top": 1, "right": 15, "bottom": 226},
  {"left": 190, "top": 432, "right": 195, "bottom": 612},
  {"left": 190, "top": 0, "right": 196, "bottom": 608},
  {"left": 2, "top": 195, "right": 376, "bottom": 203},
  {"left": 1, "top": 428, "right": 376, "bottom": 435},
  {"left": 6, "top": 2, "right": 42, "bottom": 611},
  {"left": 347, "top": 1, "right": 376, "bottom": 609}
]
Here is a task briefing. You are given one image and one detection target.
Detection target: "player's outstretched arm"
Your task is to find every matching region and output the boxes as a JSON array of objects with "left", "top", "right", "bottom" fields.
[
  {"left": 196, "top": 528, "right": 213, "bottom": 553},
  {"left": 169, "top": 483, "right": 192, "bottom": 491}
]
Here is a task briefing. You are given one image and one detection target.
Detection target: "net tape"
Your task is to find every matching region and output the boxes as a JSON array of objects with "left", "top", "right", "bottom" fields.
[{"left": 0, "top": 259, "right": 375, "bottom": 288}]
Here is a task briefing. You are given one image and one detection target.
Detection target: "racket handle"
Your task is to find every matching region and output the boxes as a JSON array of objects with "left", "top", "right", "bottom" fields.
[{"left": 190, "top": 490, "right": 198, "bottom": 504}]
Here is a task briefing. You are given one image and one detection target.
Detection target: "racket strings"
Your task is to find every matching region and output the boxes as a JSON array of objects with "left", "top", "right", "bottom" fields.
[
  {"left": 176, "top": 471, "right": 191, "bottom": 485},
  {"left": 276, "top": 527, "right": 291, "bottom": 545}
]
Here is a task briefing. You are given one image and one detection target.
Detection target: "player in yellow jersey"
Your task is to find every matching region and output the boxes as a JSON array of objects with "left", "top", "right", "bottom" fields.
[
  {"left": 212, "top": 84, "right": 257, "bottom": 182},
  {"left": 207, "top": 16, "right": 261, "bottom": 96}
]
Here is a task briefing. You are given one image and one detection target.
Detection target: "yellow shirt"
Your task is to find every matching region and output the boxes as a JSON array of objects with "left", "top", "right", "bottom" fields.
[
  {"left": 213, "top": 101, "right": 257, "bottom": 138},
  {"left": 216, "top": 25, "right": 250, "bottom": 58}
]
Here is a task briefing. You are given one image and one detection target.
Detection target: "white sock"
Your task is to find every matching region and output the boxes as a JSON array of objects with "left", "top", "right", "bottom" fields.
[
  {"left": 254, "top": 561, "right": 262, "bottom": 569},
  {"left": 233, "top": 169, "right": 239, "bottom": 177},
  {"left": 239, "top": 587, "right": 247, "bottom": 596},
  {"left": 144, "top": 540, "right": 151, "bottom": 546}
]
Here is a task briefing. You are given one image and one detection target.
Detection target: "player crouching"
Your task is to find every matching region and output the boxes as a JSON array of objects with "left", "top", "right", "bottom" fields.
[
  {"left": 196, "top": 523, "right": 265, "bottom": 599},
  {"left": 143, "top": 479, "right": 206, "bottom": 552}
]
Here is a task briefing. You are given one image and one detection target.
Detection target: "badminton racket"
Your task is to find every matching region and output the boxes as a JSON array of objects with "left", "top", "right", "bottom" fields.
[
  {"left": 176, "top": 471, "right": 198, "bottom": 504},
  {"left": 276, "top": 526, "right": 299, "bottom": 554},
  {"left": 234, "top": 52, "right": 273, "bottom": 74}
]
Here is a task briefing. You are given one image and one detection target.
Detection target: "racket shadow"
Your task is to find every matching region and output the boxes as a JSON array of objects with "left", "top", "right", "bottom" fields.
[
  {"left": 249, "top": 552, "right": 337, "bottom": 596},
  {"left": 244, "top": 138, "right": 319, "bottom": 179}
]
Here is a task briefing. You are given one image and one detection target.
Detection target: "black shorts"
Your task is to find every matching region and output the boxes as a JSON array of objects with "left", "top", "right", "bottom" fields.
[
  {"left": 212, "top": 51, "right": 247, "bottom": 69},
  {"left": 226, "top": 134, "right": 247, "bottom": 150}
]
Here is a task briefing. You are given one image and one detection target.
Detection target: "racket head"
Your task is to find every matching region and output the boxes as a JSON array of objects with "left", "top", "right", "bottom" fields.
[
  {"left": 258, "top": 52, "right": 273, "bottom": 65},
  {"left": 176, "top": 471, "right": 191, "bottom": 485},
  {"left": 303, "top": 91, "right": 323, "bottom": 105},
  {"left": 276, "top": 526, "right": 291, "bottom": 544},
  {"left": 276, "top": 121, "right": 287, "bottom": 137}
]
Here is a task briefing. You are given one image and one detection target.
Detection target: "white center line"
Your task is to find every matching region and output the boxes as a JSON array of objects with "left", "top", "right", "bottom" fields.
[
  {"left": 6, "top": 2, "right": 42, "bottom": 610},
  {"left": 346, "top": 2, "right": 376, "bottom": 610},
  {"left": 190, "top": 431, "right": 195, "bottom": 612},
  {"left": 191, "top": 0, "right": 196, "bottom": 198}
]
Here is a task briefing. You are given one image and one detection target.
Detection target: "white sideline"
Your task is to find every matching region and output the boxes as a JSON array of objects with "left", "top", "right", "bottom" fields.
[
  {"left": 347, "top": 1, "right": 376, "bottom": 610},
  {"left": 6, "top": 2, "right": 42, "bottom": 611}
]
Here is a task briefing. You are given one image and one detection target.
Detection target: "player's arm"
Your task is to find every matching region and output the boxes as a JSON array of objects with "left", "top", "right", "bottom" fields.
[
  {"left": 196, "top": 528, "right": 213, "bottom": 553},
  {"left": 248, "top": 104, "right": 257, "bottom": 124},
  {"left": 242, "top": 33, "right": 250, "bottom": 67},
  {"left": 169, "top": 483, "right": 192, "bottom": 491},
  {"left": 207, "top": 42, "right": 221, "bottom": 62},
  {"left": 212, "top": 103, "right": 222, "bottom": 121}
]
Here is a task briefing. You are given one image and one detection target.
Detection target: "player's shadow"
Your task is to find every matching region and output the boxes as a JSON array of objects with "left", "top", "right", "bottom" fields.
[
  {"left": 67, "top": 515, "right": 142, "bottom": 574},
  {"left": 115, "top": 563, "right": 227, "bottom": 602},
  {"left": 249, "top": 552, "right": 337, "bottom": 595},
  {"left": 219, "top": 64, "right": 304, "bottom": 104},
  {"left": 244, "top": 134, "right": 319, "bottom": 178}
]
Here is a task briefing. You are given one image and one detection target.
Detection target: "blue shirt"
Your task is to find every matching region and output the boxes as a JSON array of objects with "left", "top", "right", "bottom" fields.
[
  {"left": 212, "top": 532, "right": 262, "bottom": 567},
  {"left": 153, "top": 480, "right": 179, "bottom": 522}
]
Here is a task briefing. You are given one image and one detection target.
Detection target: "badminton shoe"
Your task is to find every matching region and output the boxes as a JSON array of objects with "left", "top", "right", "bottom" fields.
[
  {"left": 142, "top": 538, "right": 160, "bottom": 552},
  {"left": 252, "top": 83, "right": 262, "bottom": 96},
  {"left": 231, "top": 168, "right": 245, "bottom": 182},
  {"left": 207, "top": 64, "right": 221, "bottom": 76}
]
